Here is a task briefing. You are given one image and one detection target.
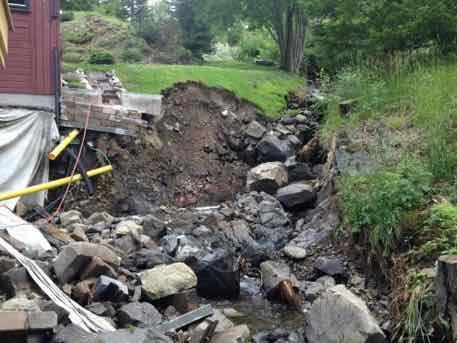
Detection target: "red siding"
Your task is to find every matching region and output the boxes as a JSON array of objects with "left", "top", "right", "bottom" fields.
[{"left": 0, "top": 0, "right": 60, "bottom": 95}]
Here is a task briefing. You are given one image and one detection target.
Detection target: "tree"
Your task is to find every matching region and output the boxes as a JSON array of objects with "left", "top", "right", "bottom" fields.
[
  {"left": 61, "top": 0, "right": 97, "bottom": 11},
  {"left": 201, "top": 0, "right": 309, "bottom": 73},
  {"left": 170, "top": 0, "right": 214, "bottom": 59}
]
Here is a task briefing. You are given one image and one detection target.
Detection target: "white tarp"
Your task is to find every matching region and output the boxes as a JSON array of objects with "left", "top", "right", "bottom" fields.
[
  {"left": 0, "top": 108, "right": 59, "bottom": 210},
  {"left": 0, "top": 206, "right": 52, "bottom": 255}
]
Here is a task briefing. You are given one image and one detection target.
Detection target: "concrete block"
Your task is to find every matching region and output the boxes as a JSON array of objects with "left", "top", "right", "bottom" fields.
[{"left": 121, "top": 92, "right": 162, "bottom": 121}]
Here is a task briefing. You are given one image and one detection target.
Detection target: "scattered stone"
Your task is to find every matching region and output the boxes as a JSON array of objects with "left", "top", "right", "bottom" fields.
[
  {"left": 93, "top": 276, "right": 129, "bottom": 302},
  {"left": 283, "top": 245, "right": 307, "bottom": 260},
  {"left": 305, "top": 285, "right": 386, "bottom": 343},
  {"left": 194, "top": 309, "right": 234, "bottom": 333},
  {"left": 212, "top": 324, "right": 251, "bottom": 343},
  {"left": 245, "top": 121, "right": 267, "bottom": 140},
  {"left": 276, "top": 183, "right": 316, "bottom": 209},
  {"left": 140, "top": 263, "right": 197, "bottom": 300},
  {"left": 0, "top": 311, "right": 57, "bottom": 333},
  {"left": 83, "top": 329, "right": 172, "bottom": 343},
  {"left": 0, "top": 297, "right": 41, "bottom": 312},
  {"left": 80, "top": 256, "right": 118, "bottom": 280},
  {"left": 314, "top": 256, "right": 349, "bottom": 282},
  {"left": 222, "top": 308, "right": 244, "bottom": 319},
  {"left": 247, "top": 162, "right": 288, "bottom": 195},
  {"left": 142, "top": 215, "right": 166, "bottom": 239},
  {"left": 54, "top": 242, "right": 121, "bottom": 283},
  {"left": 86, "top": 302, "right": 116, "bottom": 317},
  {"left": 256, "top": 135, "right": 294, "bottom": 163},
  {"left": 0, "top": 262, "right": 50, "bottom": 297},
  {"left": 122, "top": 249, "right": 175, "bottom": 272},
  {"left": 115, "top": 220, "right": 143, "bottom": 237},
  {"left": 73, "top": 279, "right": 95, "bottom": 305},
  {"left": 71, "top": 226, "right": 89, "bottom": 242},
  {"left": 87, "top": 212, "right": 114, "bottom": 226},
  {"left": 195, "top": 249, "right": 240, "bottom": 300},
  {"left": 260, "top": 261, "right": 297, "bottom": 297},
  {"left": 253, "top": 328, "right": 304, "bottom": 343},
  {"left": 60, "top": 210, "right": 83, "bottom": 227},
  {"left": 117, "top": 302, "right": 162, "bottom": 328},
  {"left": 284, "top": 157, "right": 315, "bottom": 182}
]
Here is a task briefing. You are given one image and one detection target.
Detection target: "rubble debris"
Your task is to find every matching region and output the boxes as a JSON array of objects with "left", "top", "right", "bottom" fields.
[
  {"left": 244, "top": 120, "right": 267, "bottom": 140},
  {"left": 305, "top": 285, "right": 386, "bottom": 343},
  {"left": 275, "top": 182, "right": 316, "bottom": 209},
  {"left": 155, "top": 304, "right": 213, "bottom": 334},
  {"left": 0, "top": 311, "right": 57, "bottom": 342},
  {"left": 256, "top": 135, "right": 295, "bottom": 163},
  {"left": 117, "top": 302, "right": 162, "bottom": 328},
  {"left": 53, "top": 242, "right": 121, "bottom": 283},
  {"left": 195, "top": 250, "right": 240, "bottom": 300},
  {"left": 93, "top": 275, "right": 129, "bottom": 302},
  {"left": 140, "top": 263, "right": 198, "bottom": 300},
  {"left": 313, "top": 256, "right": 349, "bottom": 283},
  {"left": 246, "top": 162, "right": 288, "bottom": 194},
  {"left": 211, "top": 324, "right": 251, "bottom": 343}
]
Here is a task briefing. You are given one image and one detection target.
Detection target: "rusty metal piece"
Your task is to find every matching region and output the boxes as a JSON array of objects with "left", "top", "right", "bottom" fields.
[
  {"left": 278, "top": 280, "right": 303, "bottom": 311},
  {"left": 200, "top": 320, "right": 219, "bottom": 343}
]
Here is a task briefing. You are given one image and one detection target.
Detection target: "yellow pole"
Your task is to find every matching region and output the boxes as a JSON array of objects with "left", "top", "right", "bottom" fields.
[
  {"left": 0, "top": 165, "right": 113, "bottom": 202},
  {"left": 48, "top": 129, "right": 80, "bottom": 161}
]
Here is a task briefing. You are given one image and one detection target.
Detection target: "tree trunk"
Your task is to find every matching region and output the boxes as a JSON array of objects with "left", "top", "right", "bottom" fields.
[{"left": 278, "top": 5, "right": 308, "bottom": 73}]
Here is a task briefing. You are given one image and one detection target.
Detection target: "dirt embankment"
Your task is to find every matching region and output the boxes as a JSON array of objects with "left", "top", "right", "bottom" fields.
[{"left": 67, "top": 82, "right": 261, "bottom": 216}]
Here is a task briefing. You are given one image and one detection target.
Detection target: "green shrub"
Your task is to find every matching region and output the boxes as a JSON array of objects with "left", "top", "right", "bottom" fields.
[
  {"left": 238, "top": 29, "right": 279, "bottom": 63},
  {"left": 60, "top": 11, "right": 75, "bottom": 22},
  {"left": 88, "top": 52, "right": 115, "bottom": 65},
  {"left": 63, "top": 52, "right": 84, "bottom": 64},
  {"left": 342, "top": 160, "right": 432, "bottom": 255},
  {"left": 421, "top": 203, "right": 457, "bottom": 256},
  {"left": 120, "top": 49, "right": 144, "bottom": 63}
]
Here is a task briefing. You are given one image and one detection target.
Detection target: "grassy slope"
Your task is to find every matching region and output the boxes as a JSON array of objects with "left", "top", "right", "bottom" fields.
[{"left": 67, "top": 62, "right": 304, "bottom": 118}]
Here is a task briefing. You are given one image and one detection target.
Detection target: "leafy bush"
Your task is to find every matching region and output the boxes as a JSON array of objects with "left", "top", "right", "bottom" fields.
[
  {"left": 120, "top": 49, "right": 144, "bottom": 63},
  {"left": 238, "top": 29, "right": 279, "bottom": 63},
  {"left": 342, "top": 161, "right": 432, "bottom": 255},
  {"left": 421, "top": 203, "right": 457, "bottom": 256},
  {"left": 88, "top": 52, "right": 115, "bottom": 65},
  {"left": 60, "top": 11, "right": 75, "bottom": 22},
  {"left": 63, "top": 52, "right": 84, "bottom": 64}
]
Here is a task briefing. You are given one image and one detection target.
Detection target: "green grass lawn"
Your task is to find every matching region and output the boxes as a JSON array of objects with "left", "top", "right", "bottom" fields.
[{"left": 65, "top": 62, "right": 304, "bottom": 118}]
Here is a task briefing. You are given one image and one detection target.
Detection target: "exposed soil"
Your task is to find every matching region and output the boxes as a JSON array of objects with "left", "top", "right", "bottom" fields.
[{"left": 65, "top": 82, "right": 261, "bottom": 216}]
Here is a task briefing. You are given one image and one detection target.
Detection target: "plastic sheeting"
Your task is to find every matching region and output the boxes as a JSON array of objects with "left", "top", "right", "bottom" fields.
[{"left": 0, "top": 108, "right": 59, "bottom": 210}]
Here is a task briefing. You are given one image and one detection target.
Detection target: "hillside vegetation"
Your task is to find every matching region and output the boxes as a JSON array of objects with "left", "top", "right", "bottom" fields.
[{"left": 65, "top": 62, "right": 304, "bottom": 118}]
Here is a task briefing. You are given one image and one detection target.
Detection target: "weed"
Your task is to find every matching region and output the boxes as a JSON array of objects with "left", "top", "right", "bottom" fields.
[{"left": 342, "top": 160, "right": 432, "bottom": 256}]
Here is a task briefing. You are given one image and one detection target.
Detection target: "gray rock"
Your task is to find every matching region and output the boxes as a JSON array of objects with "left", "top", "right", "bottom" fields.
[
  {"left": 246, "top": 162, "right": 288, "bottom": 195},
  {"left": 160, "top": 235, "right": 203, "bottom": 260},
  {"left": 93, "top": 275, "right": 129, "bottom": 302},
  {"left": 115, "top": 220, "right": 143, "bottom": 237},
  {"left": 71, "top": 226, "right": 89, "bottom": 242},
  {"left": 118, "top": 302, "right": 162, "bottom": 328},
  {"left": 245, "top": 120, "right": 267, "bottom": 139},
  {"left": 86, "top": 302, "right": 116, "bottom": 317},
  {"left": 212, "top": 325, "right": 251, "bottom": 343},
  {"left": 87, "top": 212, "right": 114, "bottom": 226},
  {"left": 142, "top": 215, "right": 166, "bottom": 239},
  {"left": 195, "top": 308, "right": 234, "bottom": 333},
  {"left": 60, "top": 210, "right": 83, "bottom": 227},
  {"left": 285, "top": 157, "right": 315, "bottom": 182},
  {"left": 305, "top": 285, "right": 386, "bottom": 343},
  {"left": 258, "top": 199, "right": 289, "bottom": 228},
  {"left": 53, "top": 242, "right": 120, "bottom": 283},
  {"left": 253, "top": 328, "right": 304, "bottom": 343},
  {"left": 101, "top": 329, "right": 172, "bottom": 343},
  {"left": 53, "top": 324, "right": 97, "bottom": 343},
  {"left": 260, "top": 261, "right": 297, "bottom": 296},
  {"left": 314, "top": 256, "right": 348, "bottom": 282},
  {"left": 256, "top": 135, "right": 294, "bottom": 163},
  {"left": 0, "top": 262, "right": 51, "bottom": 297},
  {"left": 283, "top": 245, "right": 307, "bottom": 260},
  {"left": 276, "top": 183, "right": 316, "bottom": 209},
  {"left": 140, "top": 263, "right": 197, "bottom": 300}
]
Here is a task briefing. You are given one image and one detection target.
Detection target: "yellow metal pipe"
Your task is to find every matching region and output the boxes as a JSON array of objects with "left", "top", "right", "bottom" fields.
[
  {"left": 48, "top": 129, "right": 80, "bottom": 161},
  {"left": 0, "top": 165, "right": 113, "bottom": 202}
]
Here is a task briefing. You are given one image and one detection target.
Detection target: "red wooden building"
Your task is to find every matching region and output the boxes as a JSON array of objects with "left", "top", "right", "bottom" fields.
[{"left": 0, "top": 0, "right": 60, "bottom": 112}]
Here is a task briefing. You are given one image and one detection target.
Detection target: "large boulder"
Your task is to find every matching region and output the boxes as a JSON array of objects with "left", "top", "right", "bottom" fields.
[
  {"left": 305, "top": 285, "right": 386, "bottom": 343},
  {"left": 140, "top": 263, "right": 197, "bottom": 300},
  {"left": 245, "top": 120, "right": 267, "bottom": 140},
  {"left": 53, "top": 243, "right": 121, "bottom": 283},
  {"left": 246, "top": 162, "right": 288, "bottom": 195},
  {"left": 276, "top": 183, "right": 316, "bottom": 209},
  {"left": 256, "top": 135, "right": 294, "bottom": 163}
]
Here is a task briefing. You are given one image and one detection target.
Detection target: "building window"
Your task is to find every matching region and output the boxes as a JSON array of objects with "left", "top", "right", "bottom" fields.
[{"left": 8, "top": 0, "right": 29, "bottom": 11}]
